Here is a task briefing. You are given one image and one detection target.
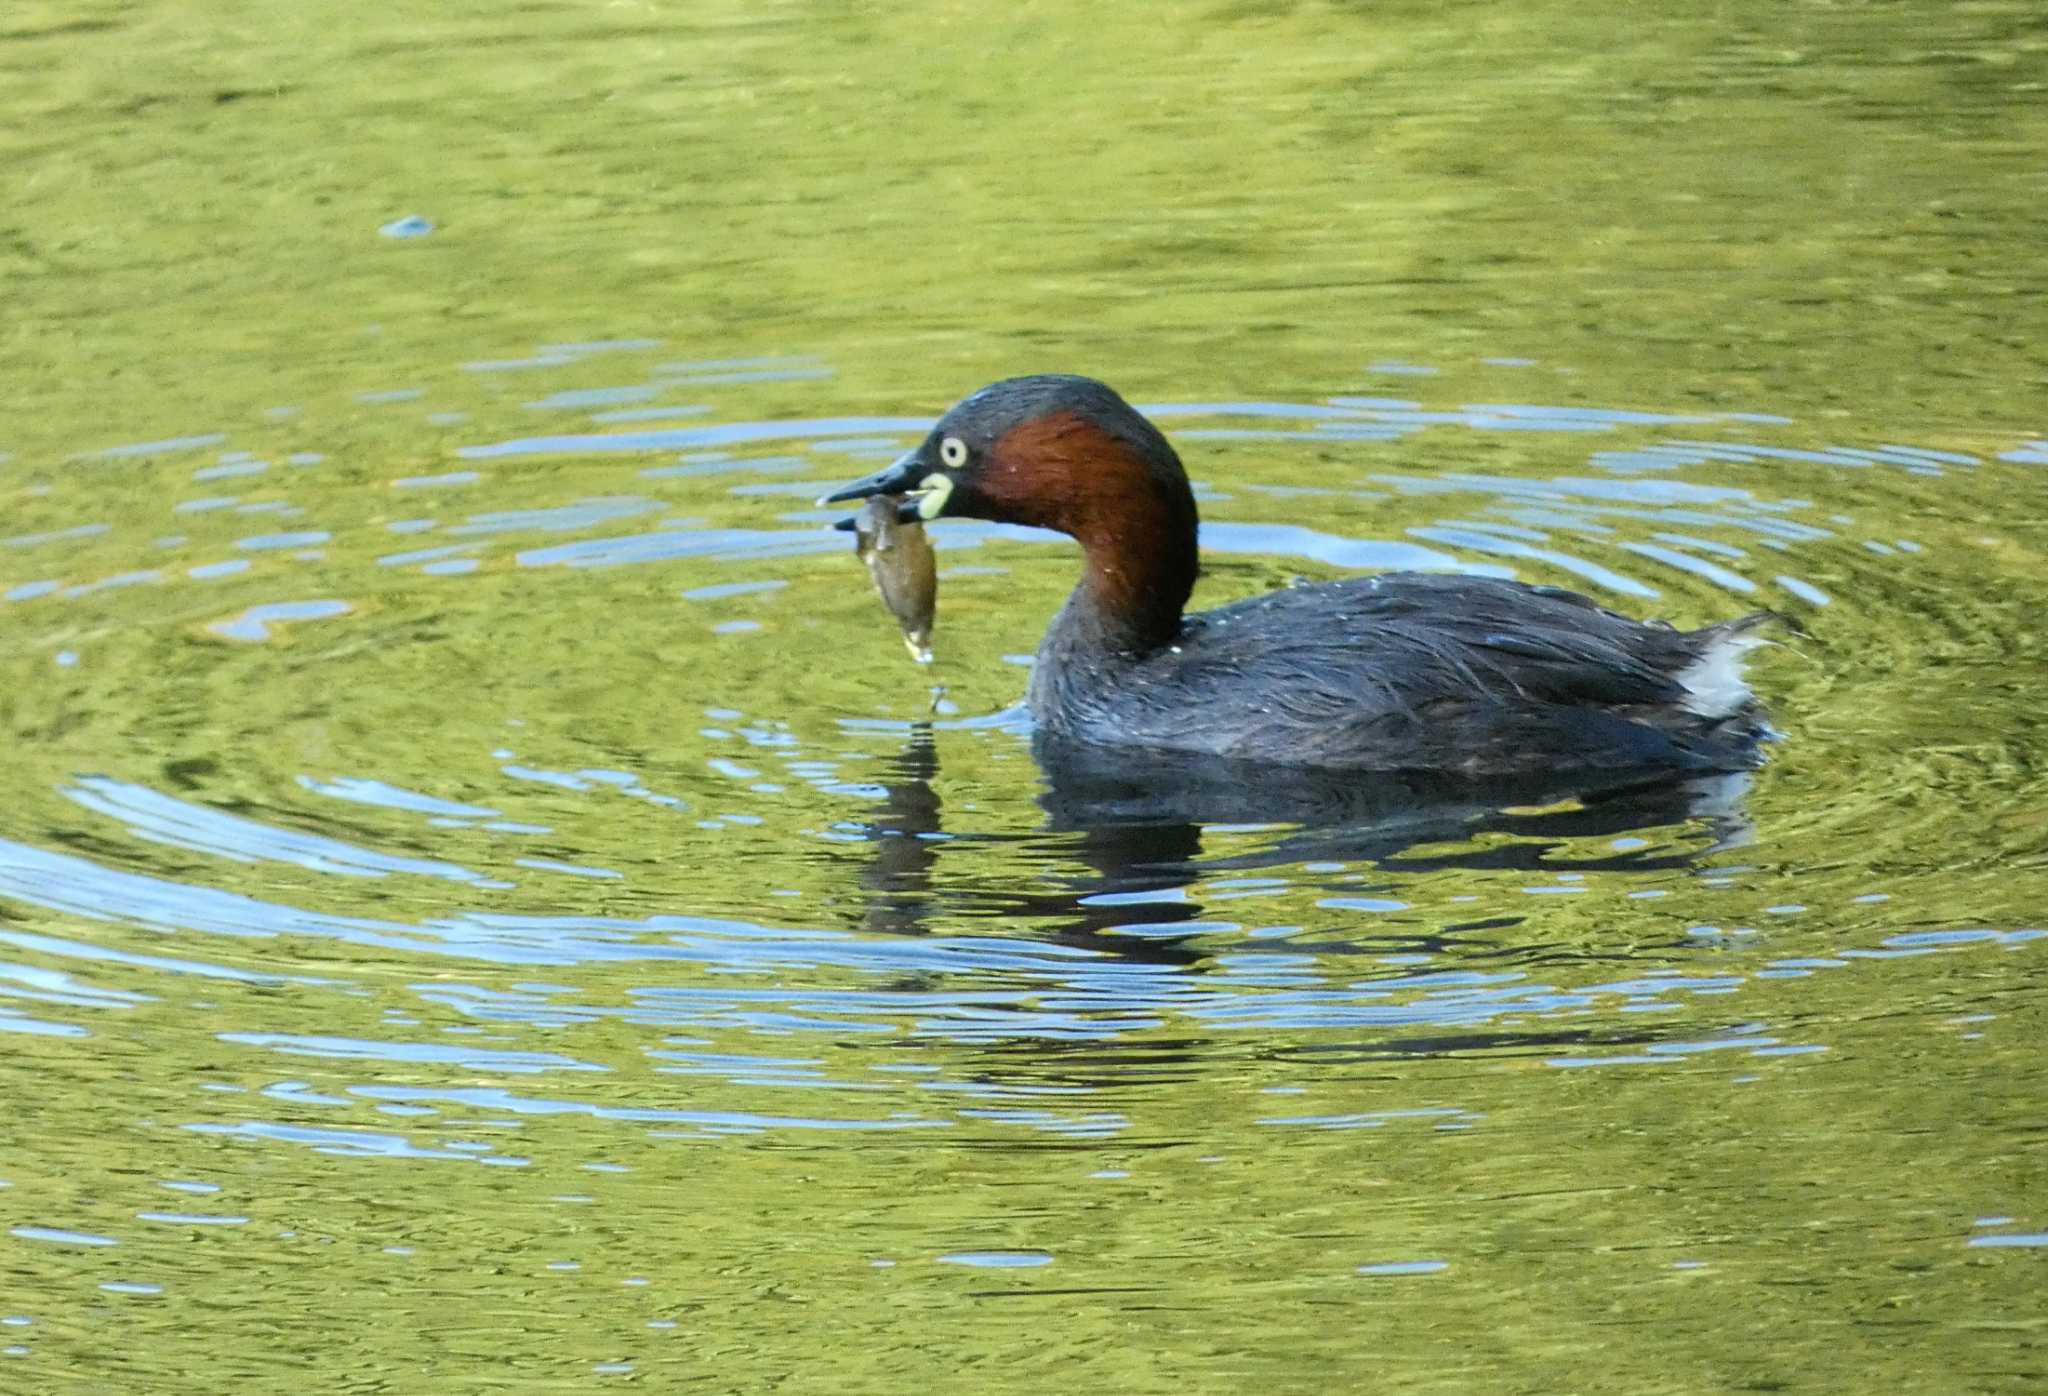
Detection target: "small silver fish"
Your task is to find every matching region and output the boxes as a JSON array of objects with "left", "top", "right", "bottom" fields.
[{"left": 852, "top": 495, "right": 937, "bottom": 664}]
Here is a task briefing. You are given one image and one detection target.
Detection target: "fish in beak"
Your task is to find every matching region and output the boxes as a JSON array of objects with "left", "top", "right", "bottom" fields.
[{"left": 839, "top": 495, "right": 937, "bottom": 664}]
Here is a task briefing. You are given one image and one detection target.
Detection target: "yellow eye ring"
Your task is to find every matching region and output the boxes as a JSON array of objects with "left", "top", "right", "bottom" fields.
[{"left": 939, "top": 436, "right": 969, "bottom": 468}]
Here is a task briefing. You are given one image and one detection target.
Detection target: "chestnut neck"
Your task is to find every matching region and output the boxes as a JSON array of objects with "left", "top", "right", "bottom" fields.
[
  {"left": 981, "top": 411, "right": 1199, "bottom": 656},
  {"left": 1063, "top": 492, "right": 1199, "bottom": 655}
]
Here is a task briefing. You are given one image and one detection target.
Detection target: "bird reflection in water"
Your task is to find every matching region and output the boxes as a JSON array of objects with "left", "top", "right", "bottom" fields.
[{"left": 843, "top": 723, "right": 1753, "bottom": 960}]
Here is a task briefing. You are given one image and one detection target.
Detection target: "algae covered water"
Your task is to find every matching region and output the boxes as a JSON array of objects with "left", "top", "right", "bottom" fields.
[{"left": 2, "top": 3, "right": 2045, "bottom": 1391}]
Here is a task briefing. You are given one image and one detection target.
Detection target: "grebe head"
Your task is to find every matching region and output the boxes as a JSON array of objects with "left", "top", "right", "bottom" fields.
[
  {"left": 822, "top": 375, "right": 1195, "bottom": 539},
  {"left": 824, "top": 375, "right": 1202, "bottom": 651}
]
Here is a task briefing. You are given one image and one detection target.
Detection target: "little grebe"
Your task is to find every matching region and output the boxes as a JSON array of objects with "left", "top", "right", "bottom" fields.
[{"left": 823, "top": 375, "right": 1777, "bottom": 777}]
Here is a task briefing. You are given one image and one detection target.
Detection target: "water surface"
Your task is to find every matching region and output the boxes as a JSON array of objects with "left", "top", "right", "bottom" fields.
[{"left": 2, "top": 3, "right": 2045, "bottom": 1392}]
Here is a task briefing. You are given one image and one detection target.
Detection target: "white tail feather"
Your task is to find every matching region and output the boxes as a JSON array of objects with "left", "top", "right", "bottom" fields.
[{"left": 1678, "top": 629, "right": 1766, "bottom": 718}]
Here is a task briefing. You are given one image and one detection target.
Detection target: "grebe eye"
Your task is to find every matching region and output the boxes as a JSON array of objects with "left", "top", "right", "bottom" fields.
[{"left": 938, "top": 436, "right": 970, "bottom": 468}]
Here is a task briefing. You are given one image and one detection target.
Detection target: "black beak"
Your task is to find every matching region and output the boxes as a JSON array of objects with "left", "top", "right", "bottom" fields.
[
  {"left": 831, "top": 500, "right": 926, "bottom": 531},
  {"left": 818, "top": 449, "right": 923, "bottom": 506},
  {"left": 821, "top": 448, "right": 932, "bottom": 529}
]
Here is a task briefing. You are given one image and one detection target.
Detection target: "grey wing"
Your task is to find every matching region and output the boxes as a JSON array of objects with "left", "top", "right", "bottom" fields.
[{"left": 1169, "top": 575, "right": 1763, "bottom": 770}]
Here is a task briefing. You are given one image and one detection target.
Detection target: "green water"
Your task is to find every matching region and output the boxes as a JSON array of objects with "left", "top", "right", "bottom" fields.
[{"left": 3, "top": 2, "right": 2046, "bottom": 1391}]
